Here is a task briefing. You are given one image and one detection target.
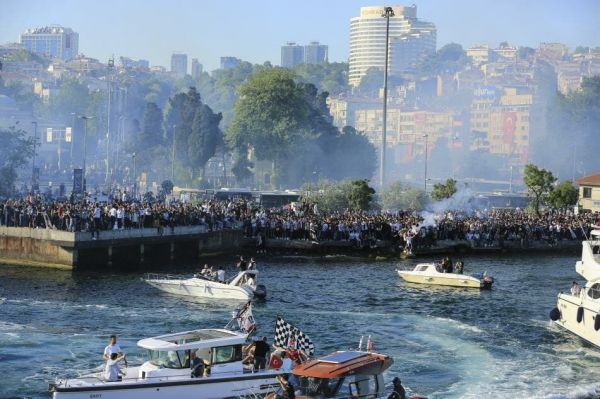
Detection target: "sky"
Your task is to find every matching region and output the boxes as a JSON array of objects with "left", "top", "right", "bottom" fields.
[{"left": 2, "top": 0, "right": 599, "bottom": 71}]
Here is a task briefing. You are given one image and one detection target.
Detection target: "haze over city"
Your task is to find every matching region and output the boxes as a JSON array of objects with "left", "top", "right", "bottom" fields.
[{"left": 2, "top": 0, "right": 599, "bottom": 70}]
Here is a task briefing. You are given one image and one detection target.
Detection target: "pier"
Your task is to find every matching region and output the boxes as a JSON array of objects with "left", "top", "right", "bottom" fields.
[{"left": 0, "top": 226, "right": 243, "bottom": 270}]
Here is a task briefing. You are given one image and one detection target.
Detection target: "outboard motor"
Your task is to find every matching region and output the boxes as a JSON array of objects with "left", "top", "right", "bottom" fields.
[
  {"left": 482, "top": 276, "right": 494, "bottom": 289},
  {"left": 254, "top": 284, "right": 267, "bottom": 300}
]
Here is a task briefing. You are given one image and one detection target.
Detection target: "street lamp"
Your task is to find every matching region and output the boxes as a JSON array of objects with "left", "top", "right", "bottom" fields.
[
  {"left": 78, "top": 115, "right": 95, "bottom": 197},
  {"left": 171, "top": 124, "right": 177, "bottom": 182},
  {"left": 509, "top": 165, "right": 513, "bottom": 193},
  {"left": 31, "top": 121, "right": 38, "bottom": 190},
  {"left": 423, "top": 134, "right": 429, "bottom": 193},
  {"left": 132, "top": 152, "right": 137, "bottom": 199},
  {"left": 379, "top": 6, "right": 395, "bottom": 188}
]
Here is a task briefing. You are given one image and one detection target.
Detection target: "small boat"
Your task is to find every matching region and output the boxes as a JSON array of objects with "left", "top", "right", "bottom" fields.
[
  {"left": 397, "top": 263, "right": 494, "bottom": 289},
  {"left": 287, "top": 336, "right": 426, "bottom": 399},
  {"left": 551, "top": 229, "right": 600, "bottom": 348},
  {"left": 143, "top": 269, "right": 266, "bottom": 301},
  {"left": 49, "top": 303, "right": 289, "bottom": 399}
]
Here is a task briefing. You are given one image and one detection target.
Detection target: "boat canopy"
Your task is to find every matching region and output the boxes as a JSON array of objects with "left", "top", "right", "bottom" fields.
[
  {"left": 292, "top": 351, "right": 393, "bottom": 379},
  {"left": 590, "top": 230, "right": 600, "bottom": 239},
  {"left": 137, "top": 328, "right": 247, "bottom": 351}
]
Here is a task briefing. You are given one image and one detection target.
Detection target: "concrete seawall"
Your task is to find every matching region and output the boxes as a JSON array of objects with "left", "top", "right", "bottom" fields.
[{"left": 0, "top": 226, "right": 243, "bottom": 270}]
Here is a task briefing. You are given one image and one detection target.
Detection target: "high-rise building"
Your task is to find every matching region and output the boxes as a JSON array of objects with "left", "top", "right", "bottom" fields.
[
  {"left": 304, "top": 42, "right": 328, "bottom": 65},
  {"left": 220, "top": 56, "right": 242, "bottom": 70},
  {"left": 281, "top": 42, "right": 304, "bottom": 68},
  {"left": 191, "top": 58, "right": 203, "bottom": 79},
  {"left": 348, "top": 5, "right": 436, "bottom": 86},
  {"left": 170, "top": 53, "right": 188, "bottom": 76},
  {"left": 20, "top": 26, "right": 79, "bottom": 61}
]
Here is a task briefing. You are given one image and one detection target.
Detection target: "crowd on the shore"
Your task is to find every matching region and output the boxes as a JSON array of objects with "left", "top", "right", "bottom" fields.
[
  {"left": 2, "top": 194, "right": 599, "bottom": 250},
  {"left": 0, "top": 194, "right": 247, "bottom": 235}
]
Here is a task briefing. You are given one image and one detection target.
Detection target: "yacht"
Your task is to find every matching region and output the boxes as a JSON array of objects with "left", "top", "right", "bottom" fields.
[
  {"left": 397, "top": 263, "right": 494, "bottom": 289},
  {"left": 144, "top": 269, "right": 266, "bottom": 301},
  {"left": 49, "top": 304, "right": 288, "bottom": 398},
  {"left": 550, "top": 229, "right": 600, "bottom": 347}
]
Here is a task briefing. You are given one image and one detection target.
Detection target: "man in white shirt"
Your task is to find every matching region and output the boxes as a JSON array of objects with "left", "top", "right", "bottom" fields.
[
  {"left": 103, "top": 335, "right": 124, "bottom": 361},
  {"left": 104, "top": 352, "right": 126, "bottom": 381}
]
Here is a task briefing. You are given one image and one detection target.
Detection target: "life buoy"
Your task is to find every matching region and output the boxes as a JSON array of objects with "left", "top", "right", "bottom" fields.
[
  {"left": 269, "top": 354, "right": 283, "bottom": 369},
  {"left": 577, "top": 306, "right": 584, "bottom": 323},
  {"left": 549, "top": 307, "right": 561, "bottom": 321},
  {"left": 595, "top": 314, "right": 600, "bottom": 331}
]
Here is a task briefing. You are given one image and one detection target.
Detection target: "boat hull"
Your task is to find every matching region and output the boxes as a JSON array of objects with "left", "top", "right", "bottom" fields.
[
  {"left": 397, "top": 270, "right": 485, "bottom": 289},
  {"left": 554, "top": 293, "right": 600, "bottom": 348},
  {"left": 145, "top": 279, "right": 252, "bottom": 300},
  {"left": 51, "top": 372, "right": 280, "bottom": 399}
]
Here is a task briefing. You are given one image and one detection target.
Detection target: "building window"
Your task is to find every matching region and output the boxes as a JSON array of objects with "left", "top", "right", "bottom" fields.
[{"left": 583, "top": 187, "right": 592, "bottom": 198}]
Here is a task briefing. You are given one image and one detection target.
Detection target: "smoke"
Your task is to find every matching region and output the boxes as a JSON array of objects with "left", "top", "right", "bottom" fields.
[{"left": 420, "top": 187, "right": 482, "bottom": 227}]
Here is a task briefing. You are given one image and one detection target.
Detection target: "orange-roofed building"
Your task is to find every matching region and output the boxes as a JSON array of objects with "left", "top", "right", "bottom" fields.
[{"left": 576, "top": 172, "right": 600, "bottom": 212}]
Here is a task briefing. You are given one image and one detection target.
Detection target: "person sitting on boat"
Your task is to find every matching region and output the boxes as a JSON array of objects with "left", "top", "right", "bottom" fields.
[
  {"left": 242, "top": 341, "right": 256, "bottom": 365},
  {"left": 274, "top": 374, "right": 295, "bottom": 399},
  {"left": 104, "top": 352, "right": 126, "bottom": 382},
  {"left": 209, "top": 266, "right": 218, "bottom": 280},
  {"left": 190, "top": 351, "right": 205, "bottom": 378},
  {"left": 103, "top": 335, "right": 124, "bottom": 361},
  {"left": 455, "top": 260, "right": 464, "bottom": 274},
  {"left": 248, "top": 257, "right": 257, "bottom": 270},
  {"left": 571, "top": 281, "right": 582, "bottom": 297},
  {"left": 440, "top": 257, "right": 449, "bottom": 273},
  {"left": 387, "top": 377, "right": 406, "bottom": 399},
  {"left": 216, "top": 268, "right": 226, "bottom": 283},
  {"left": 199, "top": 264, "right": 211, "bottom": 277}
]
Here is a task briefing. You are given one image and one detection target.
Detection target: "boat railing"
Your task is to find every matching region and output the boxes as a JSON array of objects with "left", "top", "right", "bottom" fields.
[
  {"left": 54, "top": 366, "right": 280, "bottom": 389},
  {"left": 144, "top": 273, "right": 188, "bottom": 281}
]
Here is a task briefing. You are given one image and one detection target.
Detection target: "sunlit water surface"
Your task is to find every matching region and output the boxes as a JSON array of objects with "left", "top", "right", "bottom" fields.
[{"left": 1, "top": 253, "right": 600, "bottom": 398}]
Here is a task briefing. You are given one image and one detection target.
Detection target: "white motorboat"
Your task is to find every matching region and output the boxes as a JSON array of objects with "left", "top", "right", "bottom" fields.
[
  {"left": 49, "top": 304, "right": 290, "bottom": 399},
  {"left": 551, "top": 229, "right": 600, "bottom": 348},
  {"left": 396, "top": 263, "right": 494, "bottom": 289},
  {"left": 144, "top": 269, "right": 266, "bottom": 301}
]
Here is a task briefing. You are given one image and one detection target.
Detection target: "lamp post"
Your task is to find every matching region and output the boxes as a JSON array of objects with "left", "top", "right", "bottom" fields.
[
  {"left": 31, "top": 121, "right": 38, "bottom": 189},
  {"left": 379, "top": 6, "right": 395, "bottom": 188},
  {"left": 70, "top": 112, "right": 76, "bottom": 168},
  {"left": 78, "top": 115, "right": 95, "bottom": 196},
  {"left": 509, "top": 165, "right": 513, "bottom": 193},
  {"left": 132, "top": 152, "right": 137, "bottom": 199},
  {"left": 171, "top": 124, "right": 177, "bottom": 182},
  {"left": 423, "top": 134, "right": 429, "bottom": 193}
]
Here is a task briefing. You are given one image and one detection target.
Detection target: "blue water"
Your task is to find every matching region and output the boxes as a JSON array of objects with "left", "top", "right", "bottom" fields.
[{"left": 1, "top": 254, "right": 600, "bottom": 398}]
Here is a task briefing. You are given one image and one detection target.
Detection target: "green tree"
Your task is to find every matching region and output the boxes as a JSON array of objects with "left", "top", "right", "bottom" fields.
[
  {"left": 188, "top": 104, "right": 223, "bottom": 181},
  {"left": 348, "top": 179, "right": 376, "bottom": 211},
  {"left": 523, "top": 164, "right": 557, "bottom": 215},
  {"left": 45, "top": 77, "right": 91, "bottom": 123},
  {"left": 0, "top": 126, "right": 35, "bottom": 198},
  {"left": 548, "top": 181, "right": 578, "bottom": 208},
  {"left": 431, "top": 178, "right": 458, "bottom": 201},
  {"left": 140, "top": 102, "right": 164, "bottom": 146},
  {"left": 227, "top": 68, "right": 309, "bottom": 185},
  {"left": 417, "top": 43, "right": 469, "bottom": 76}
]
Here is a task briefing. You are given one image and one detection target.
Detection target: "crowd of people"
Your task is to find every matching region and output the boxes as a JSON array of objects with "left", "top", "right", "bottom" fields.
[{"left": 2, "top": 194, "right": 599, "bottom": 251}]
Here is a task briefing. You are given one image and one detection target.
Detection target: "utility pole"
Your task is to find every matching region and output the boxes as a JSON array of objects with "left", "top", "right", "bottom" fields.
[
  {"left": 380, "top": 6, "right": 395, "bottom": 188},
  {"left": 423, "top": 134, "right": 429, "bottom": 193},
  {"left": 105, "top": 56, "right": 114, "bottom": 184},
  {"left": 79, "top": 115, "right": 95, "bottom": 197},
  {"left": 132, "top": 152, "right": 137, "bottom": 199},
  {"left": 31, "top": 121, "right": 38, "bottom": 190}
]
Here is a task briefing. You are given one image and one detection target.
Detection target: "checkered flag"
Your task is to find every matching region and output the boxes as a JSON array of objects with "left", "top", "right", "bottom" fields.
[{"left": 274, "top": 316, "right": 315, "bottom": 356}]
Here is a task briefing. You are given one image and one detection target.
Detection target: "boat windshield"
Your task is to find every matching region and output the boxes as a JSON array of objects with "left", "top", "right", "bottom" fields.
[
  {"left": 294, "top": 376, "right": 343, "bottom": 398},
  {"left": 147, "top": 349, "right": 190, "bottom": 369}
]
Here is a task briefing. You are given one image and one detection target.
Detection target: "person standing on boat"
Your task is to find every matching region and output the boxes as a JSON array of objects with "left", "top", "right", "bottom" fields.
[
  {"left": 248, "top": 257, "right": 257, "bottom": 270},
  {"left": 238, "top": 256, "right": 247, "bottom": 271},
  {"left": 190, "top": 351, "right": 205, "bottom": 378},
  {"left": 571, "top": 281, "right": 582, "bottom": 297},
  {"left": 103, "top": 335, "right": 124, "bottom": 361},
  {"left": 455, "top": 260, "right": 464, "bottom": 274},
  {"left": 253, "top": 336, "right": 270, "bottom": 371},
  {"left": 217, "top": 267, "right": 226, "bottom": 283}
]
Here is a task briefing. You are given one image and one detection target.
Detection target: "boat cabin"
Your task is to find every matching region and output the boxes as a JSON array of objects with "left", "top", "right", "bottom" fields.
[
  {"left": 413, "top": 264, "right": 436, "bottom": 273},
  {"left": 291, "top": 351, "right": 393, "bottom": 399},
  {"left": 136, "top": 328, "right": 247, "bottom": 379}
]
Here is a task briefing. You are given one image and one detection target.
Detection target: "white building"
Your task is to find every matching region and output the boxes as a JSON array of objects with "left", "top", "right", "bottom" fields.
[
  {"left": 20, "top": 26, "right": 79, "bottom": 61},
  {"left": 348, "top": 5, "right": 436, "bottom": 86}
]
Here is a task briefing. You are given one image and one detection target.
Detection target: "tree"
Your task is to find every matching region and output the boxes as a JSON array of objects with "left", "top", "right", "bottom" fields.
[
  {"left": 417, "top": 43, "right": 469, "bottom": 76},
  {"left": 161, "top": 180, "right": 174, "bottom": 195},
  {"left": 431, "top": 178, "right": 458, "bottom": 201},
  {"left": 548, "top": 181, "right": 578, "bottom": 209},
  {"left": 348, "top": 180, "right": 376, "bottom": 211},
  {"left": 140, "top": 102, "right": 164, "bottom": 146},
  {"left": 0, "top": 126, "right": 35, "bottom": 198},
  {"left": 523, "top": 164, "right": 557, "bottom": 215},
  {"left": 188, "top": 103, "right": 223, "bottom": 180}
]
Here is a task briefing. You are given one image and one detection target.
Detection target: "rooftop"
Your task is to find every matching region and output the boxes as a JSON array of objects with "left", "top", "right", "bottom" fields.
[{"left": 577, "top": 172, "right": 600, "bottom": 186}]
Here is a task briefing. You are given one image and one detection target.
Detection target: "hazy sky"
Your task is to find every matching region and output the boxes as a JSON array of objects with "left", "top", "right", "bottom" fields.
[{"left": 2, "top": 0, "right": 599, "bottom": 71}]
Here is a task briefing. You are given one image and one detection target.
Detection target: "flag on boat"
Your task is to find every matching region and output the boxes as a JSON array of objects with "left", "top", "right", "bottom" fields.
[
  {"left": 226, "top": 301, "right": 256, "bottom": 333},
  {"left": 274, "top": 316, "right": 315, "bottom": 356}
]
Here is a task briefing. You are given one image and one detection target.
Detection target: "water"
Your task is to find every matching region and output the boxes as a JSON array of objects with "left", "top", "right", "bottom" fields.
[{"left": 1, "top": 253, "right": 600, "bottom": 399}]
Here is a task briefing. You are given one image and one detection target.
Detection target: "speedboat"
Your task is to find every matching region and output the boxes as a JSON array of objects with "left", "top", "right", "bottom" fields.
[
  {"left": 49, "top": 304, "right": 289, "bottom": 398},
  {"left": 551, "top": 229, "right": 600, "bottom": 347},
  {"left": 397, "top": 263, "right": 494, "bottom": 289},
  {"left": 144, "top": 269, "right": 266, "bottom": 301},
  {"left": 288, "top": 337, "right": 426, "bottom": 399}
]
